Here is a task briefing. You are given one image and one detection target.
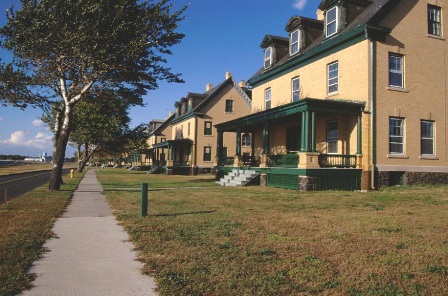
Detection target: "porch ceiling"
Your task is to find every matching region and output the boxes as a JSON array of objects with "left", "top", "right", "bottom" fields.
[
  {"left": 215, "top": 98, "right": 365, "bottom": 132},
  {"left": 152, "top": 138, "right": 193, "bottom": 149}
]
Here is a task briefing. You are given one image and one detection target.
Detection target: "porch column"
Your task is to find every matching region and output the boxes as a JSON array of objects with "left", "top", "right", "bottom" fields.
[
  {"left": 216, "top": 131, "right": 223, "bottom": 166},
  {"left": 236, "top": 128, "right": 242, "bottom": 156},
  {"left": 357, "top": 115, "right": 362, "bottom": 155},
  {"left": 311, "top": 111, "right": 316, "bottom": 152},
  {"left": 262, "top": 121, "right": 270, "bottom": 154},
  {"left": 301, "top": 112, "right": 306, "bottom": 151},
  {"left": 301, "top": 111, "right": 310, "bottom": 152}
]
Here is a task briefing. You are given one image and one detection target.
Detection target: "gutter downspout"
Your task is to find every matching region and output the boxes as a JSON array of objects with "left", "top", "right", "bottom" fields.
[{"left": 369, "top": 38, "right": 377, "bottom": 190}]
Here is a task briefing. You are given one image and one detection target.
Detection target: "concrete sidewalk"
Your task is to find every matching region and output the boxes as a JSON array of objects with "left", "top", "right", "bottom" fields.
[{"left": 22, "top": 170, "right": 158, "bottom": 296}]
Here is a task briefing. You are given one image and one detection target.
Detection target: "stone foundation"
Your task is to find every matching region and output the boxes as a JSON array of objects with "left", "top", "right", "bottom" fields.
[
  {"left": 404, "top": 172, "right": 448, "bottom": 186},
  {"left": 299, "top": 176, "right": 318, "bottom": 191},
  {"left": 260, "top": 173, "right": 267, "bottom": 186},
  {"left": 378, "top": 171, "right": 448, "bottom": 187}
]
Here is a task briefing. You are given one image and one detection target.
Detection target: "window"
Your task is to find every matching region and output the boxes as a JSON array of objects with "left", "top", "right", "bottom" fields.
[
  {"left": 389, "top": 54, "right": 404, "bottom": 88},
  {"left": 328, "top": 61, "right": 338, "bottom": 94},
  {"left": 225, "top": 100, "right": 234, "bottom": 113},
  {"left": 292, "top": 77, "right": 300, "bottom": 102},
  {"left": 204, "top": 121, "right": 212, "bottom": 136},
  {"left": 290, "top": 29, "right": 300, "bottom": 55},
  {"left": 326, "top": 6, "right": 338, "bottom": 37},
  {"left": 428, "top": 5, "right": 442, "bottom": 36},
  {"left": 327, "top": 121, "right": 338, "bottom": 153},
  {"left": 265, "top": 88, "right": 272, "bottom": 110},
  {"left": 389, "top": 117, "right": 404, "bottom": 154},
  {"left": 161, "top": 138, "right": 166, "bottom": 142},
  {"left": 242, "top": 133, "right": 251, "bottom": 147},
  {"left": 264, "top": 47, "right": 272, "bottom": 69},
  {"left": 421, "top": 120, "right": 434, "bottom": 155},
  {"left": 203, "top": 146, "right": 212, "bottom": 162}
]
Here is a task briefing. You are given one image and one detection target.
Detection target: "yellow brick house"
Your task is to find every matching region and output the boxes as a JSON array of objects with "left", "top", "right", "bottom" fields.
[
  {"left": 153, "top": 73, "right": 252, "bottom": 175},
  {"left": 216, "top": 0, "right": 448, "bottom": 190}
]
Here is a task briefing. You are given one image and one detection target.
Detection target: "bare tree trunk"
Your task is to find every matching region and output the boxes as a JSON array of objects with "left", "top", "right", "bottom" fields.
[
  {"left": 77, "top": 143, "right": 89, "bottom": 173},
  {"left": 49, "top": 104, "right": 72, "bottom": 191},
  {"left": 48, "top": 128, "right": 69, "bottom": 190}
]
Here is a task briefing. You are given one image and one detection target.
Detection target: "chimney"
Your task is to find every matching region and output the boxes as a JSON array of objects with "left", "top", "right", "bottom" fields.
[
  {"left": 225, "top": 72, "right": 232, "bottom": 79},
  {"left": 206, "top": 83, "right": 213, "bottom": 91},
  {"left": 238, "top": 80, "right": 247, "bottom": 88}
]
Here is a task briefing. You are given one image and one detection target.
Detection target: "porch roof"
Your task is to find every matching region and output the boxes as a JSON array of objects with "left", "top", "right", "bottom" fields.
[
  {"left": 152, "top": 139, "right": 193, "bottom": 149},
  {"left": 215, "top": 98, "right": 365, "bottom": 132}
]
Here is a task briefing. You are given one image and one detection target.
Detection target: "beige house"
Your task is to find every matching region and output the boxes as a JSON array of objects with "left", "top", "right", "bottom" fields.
[
  {"left": 216, "top": 0, "right": 448, "bottom": 190},
  {"left": 150, "top": 73, "right": 252, "bottom": 175}
]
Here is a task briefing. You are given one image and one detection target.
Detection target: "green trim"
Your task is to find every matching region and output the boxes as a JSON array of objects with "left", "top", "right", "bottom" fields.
[
  {"left": 171, "top": 112, "right": 195, "bottom": 125},
  {"left": 216, "top": 98, "right": 365, "bottom": 132},
  {"left": 248, "top": 25, "right": 367, "bottom": 87}
]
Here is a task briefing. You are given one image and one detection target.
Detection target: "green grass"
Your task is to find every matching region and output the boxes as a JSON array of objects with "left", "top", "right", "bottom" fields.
[
  {"left": 0, "top": 173, "right": 83, "bottom": 296},
  {"left": 97, "top": 169, "right": 447, "bottom": 295}
]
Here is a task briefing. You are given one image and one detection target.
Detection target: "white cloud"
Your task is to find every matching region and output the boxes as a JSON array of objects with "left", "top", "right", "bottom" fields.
[
  {"left": 32, "top": 119, "right": 45, "bottom": 127},
  {"left": 293, "top": 0, "right": 308, "bottom": 10},
  {"left": 0, "top": 130, "right": 53, "bottom": 150}
]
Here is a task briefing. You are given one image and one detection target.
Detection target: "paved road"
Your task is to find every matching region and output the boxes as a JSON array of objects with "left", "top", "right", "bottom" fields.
[{"left": 0, "top": 169, "right": 70, "bottom": 204}]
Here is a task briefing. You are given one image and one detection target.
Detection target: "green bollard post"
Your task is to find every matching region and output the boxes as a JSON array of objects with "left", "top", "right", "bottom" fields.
[{"left": 141, "top": 183, "right": 148, "bottom": 217}]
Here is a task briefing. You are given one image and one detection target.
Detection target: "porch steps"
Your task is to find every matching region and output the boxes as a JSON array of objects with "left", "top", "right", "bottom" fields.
[{"left": 217, "top": 169, "right": 260, "bottom": 187}]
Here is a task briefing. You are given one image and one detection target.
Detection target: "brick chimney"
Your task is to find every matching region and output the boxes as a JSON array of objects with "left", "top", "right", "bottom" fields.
[
  {"left": 225, "top": 72, "right": 232, "bottom": 79},
  {"left": 238, "top": 80, "right": 247, "bottom": 88},
  {"left": 206, "top": 83, "right": 213, "bottom": 91}
]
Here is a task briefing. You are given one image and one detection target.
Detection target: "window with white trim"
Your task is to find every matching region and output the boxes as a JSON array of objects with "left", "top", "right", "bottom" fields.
[
  {"left": 204, "top": 121, "right": 212, "bottom": 136},
  {"left": 389, "top": 117, "right": 404, "bottom": 154},
  {"left": 203, "top": 146, "right": 212, "bottom": 162},
  {"left": 225, "top": 100, "right": 233, "bottom": 113},
  {"left": 242, "top": 133, "right": 251, "bottom": 147},
  {"left": 428, "top": 5, "right": 442, "bottom": 36},
  {"left": 292, "top": 77, "right": 300, "bottom": 102},
  {"left": 290, "top": 29, "right": 300, "bottom": 55},
  {"left": 265, "top": 88, "right": 272, "bottom": 110},
  {"left": 327, "top": 121, "right": 338, "bottom": 154},
  {"left": 389, "top": 53, "right": 404, "bottom": 88},
  {"left": 264, "top": 47, "right": 272, "bottom": 69},
  {"left": 421, "top": 120, "right": 435, "bottom": 155},
  {"left": 328, "top": 61, "right": 338, "bottom": 94},
  {"left": 326, "top": 6, "right": 338, "bottom": 37}
]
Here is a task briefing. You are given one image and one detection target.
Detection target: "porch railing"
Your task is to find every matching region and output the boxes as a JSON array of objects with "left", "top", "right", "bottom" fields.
[
  {"left": 173, "top": 161, "right": 191, "bottom": 166},
  {"left": 221, "top": 157, "right": 234, "bottom": 166},
  {"left": 318, "top": 154, "right": 356, "bottom": 168},
  {"left": 242, "top": 155, "right": 258, "bottom": 166},
  {"left": 268, "top": 154, "right": 299, "bottom": 168}
]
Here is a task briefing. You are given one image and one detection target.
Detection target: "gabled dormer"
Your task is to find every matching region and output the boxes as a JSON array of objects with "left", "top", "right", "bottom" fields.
[
  {"left": 260, "top": 35, "right": 289, "bottom": 69},
  {"left": 286, "top": 16, "right": 323, "bottom": 56},
  {"left": 319, "top": 0, "right": 371, "bottom": 38}
]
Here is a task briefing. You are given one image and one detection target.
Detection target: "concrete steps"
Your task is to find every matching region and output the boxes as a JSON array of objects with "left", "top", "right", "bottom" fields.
[{"left": 216, "top": 169, "right": 260, "bottom": 187}]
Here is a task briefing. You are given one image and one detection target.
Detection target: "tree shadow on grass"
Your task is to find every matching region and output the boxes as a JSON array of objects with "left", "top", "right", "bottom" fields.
[{"left": 151, "top": 210, "right": 216, "bottom": 217}]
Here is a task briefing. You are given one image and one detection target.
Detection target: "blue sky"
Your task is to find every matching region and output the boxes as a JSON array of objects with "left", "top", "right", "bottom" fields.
[{"left": 0, "top": 0, "right": 319, "bottom": 157}]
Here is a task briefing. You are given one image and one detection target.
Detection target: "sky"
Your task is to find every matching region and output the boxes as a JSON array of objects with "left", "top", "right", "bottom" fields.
[{"left": 0, "top": 0, "right": 319, "bottom": 157}]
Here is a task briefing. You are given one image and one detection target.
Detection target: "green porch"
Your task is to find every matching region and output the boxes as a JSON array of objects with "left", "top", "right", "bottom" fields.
[{"left": 215, "top": 98, "right": 366, "bottom": 191}]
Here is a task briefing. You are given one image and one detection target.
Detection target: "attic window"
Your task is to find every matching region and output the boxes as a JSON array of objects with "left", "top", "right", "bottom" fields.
[
  {"left": 325, "top": 6, "right": 338, "bottom": 37},
  {"left": 264, "top": 47, "right": 272, "bottom": 69},
  {"left": 290, "top": 29, "right": 300, "bottom": 55}
]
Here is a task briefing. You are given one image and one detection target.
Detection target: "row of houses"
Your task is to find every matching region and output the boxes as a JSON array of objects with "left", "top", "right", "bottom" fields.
[{"left": 138, "top": 0, "right": 448, "bottom": 191}]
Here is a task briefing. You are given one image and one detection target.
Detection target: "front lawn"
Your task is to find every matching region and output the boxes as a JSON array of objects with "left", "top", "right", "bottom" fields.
[{"left": 97, "top": 169, "right": 448, "bottom": 295}]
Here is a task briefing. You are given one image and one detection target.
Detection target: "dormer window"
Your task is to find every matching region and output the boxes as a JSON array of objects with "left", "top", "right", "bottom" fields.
[
  {"left": 325, "top": 6, "right": 338, "bottom": 37},
  {"left": 290, "top": 29, "right": 300, "bottom": 55},
  {"left": 264, "top": 47, "right": 272, "bottom": 69}
]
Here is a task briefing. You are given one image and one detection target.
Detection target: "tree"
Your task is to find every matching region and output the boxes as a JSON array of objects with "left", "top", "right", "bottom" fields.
[
  {"left": 0, "top": 0, "right": 186, "bottom": 190},
  {"left": 42, "top": 89, "right": 138, "bottom": 173}
]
